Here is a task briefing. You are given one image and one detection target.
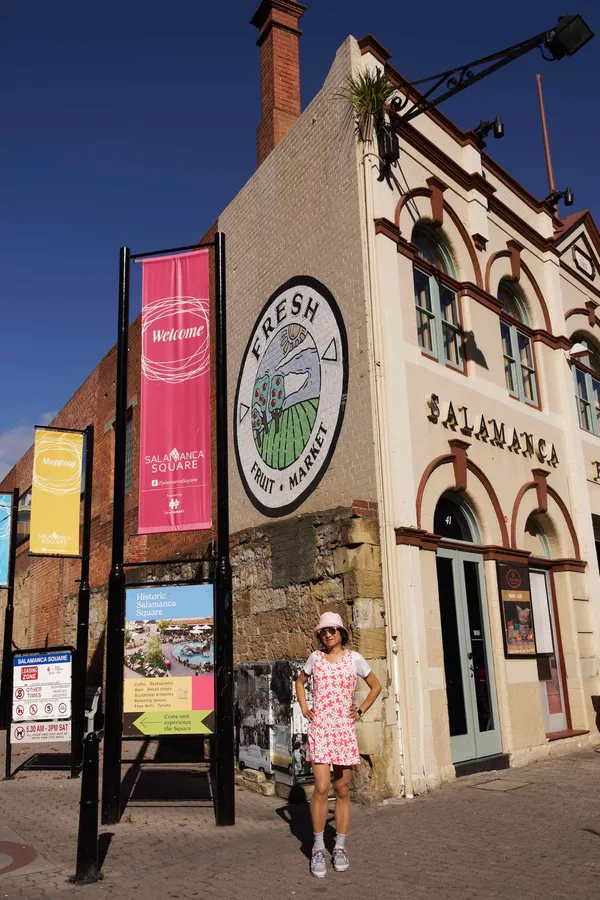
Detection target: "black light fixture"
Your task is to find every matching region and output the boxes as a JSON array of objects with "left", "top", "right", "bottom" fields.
[
  {"left": 391, "top": 14, "right": 595, "bottom": 125},
  {"left": 377, "top": 124, "right": 400, "bottom": 166},
  {"left": 545, "top": 186, "right": 574, "bottom": 208},
  {"left": 473, "top": 115, "right": 504, "bottom": 144},
  {"left": 544, "top": 15, "right": 595, "bottom": 59}
]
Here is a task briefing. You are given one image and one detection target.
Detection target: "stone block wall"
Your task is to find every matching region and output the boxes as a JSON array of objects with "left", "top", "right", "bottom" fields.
[{"left": 230, "top": 504, "right": 391, "bottom": 804}]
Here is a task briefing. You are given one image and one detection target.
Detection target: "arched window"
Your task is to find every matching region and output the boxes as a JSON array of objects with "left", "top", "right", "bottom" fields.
[
  {"left": 498, "top": 281, "right": 538, "bottom": 406},
  {"left": 433, "top": 493, "right": 480, "bottom": 543},
  {"left": 524, "top": 515, "right": 551, "bottom": 559},
  {"left": 571, "top": 332, "right": 600, "bottom": 434},
  {"left": 412, "top": 224, "right": 462, "bottom": 369}
]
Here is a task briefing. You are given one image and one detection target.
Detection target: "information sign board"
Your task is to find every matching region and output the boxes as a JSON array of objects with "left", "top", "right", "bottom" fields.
[
  {"left": 10, "top": 649, "right": 73, "bottom": 743},
  {"left": 123, "top": 584, "right": 214, "bottom": 737}
]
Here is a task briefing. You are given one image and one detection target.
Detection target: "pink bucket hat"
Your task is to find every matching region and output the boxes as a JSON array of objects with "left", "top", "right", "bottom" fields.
[{"left": 314, "top": 611, "right": 348, "bottom": 637}]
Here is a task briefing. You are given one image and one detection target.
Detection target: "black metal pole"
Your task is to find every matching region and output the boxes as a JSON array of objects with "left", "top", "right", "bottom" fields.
[
  {"left": 70, "top": 731, "right": 103, "bottom": 884},
  {"left": 5, "top": 716, "right": 12, "bottom": 781},
  {"left": 213, "top": 232, "right": 234, "bottom": 827},
  {"left": 0, "top": 489, "right": 19, "bottom": 731},
  {"left": 72, "top": 426, "right": 94, "bottom": 776},
  {"left": 101, "top": 247, "right": 130, "bottom": 824}
]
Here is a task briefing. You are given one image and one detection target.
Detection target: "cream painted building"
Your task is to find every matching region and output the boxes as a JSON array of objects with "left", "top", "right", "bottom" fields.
[{"left": 220, "top": 6, "right": 600, "bottom": 799}]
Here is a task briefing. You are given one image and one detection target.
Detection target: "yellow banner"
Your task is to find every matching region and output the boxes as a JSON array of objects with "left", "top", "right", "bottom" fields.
[{"left": 30, "top": 428, "right": 83, "bottom": 556}]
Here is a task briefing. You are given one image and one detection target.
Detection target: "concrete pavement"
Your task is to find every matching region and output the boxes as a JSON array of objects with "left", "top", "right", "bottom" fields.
[{"left": 1, "top": 736, "right": 600, "bottom": 899}]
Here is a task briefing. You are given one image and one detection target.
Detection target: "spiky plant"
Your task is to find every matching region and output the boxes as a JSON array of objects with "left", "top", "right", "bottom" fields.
[{"left": 340, "top": 69, "right": 397, "bottom": 142}]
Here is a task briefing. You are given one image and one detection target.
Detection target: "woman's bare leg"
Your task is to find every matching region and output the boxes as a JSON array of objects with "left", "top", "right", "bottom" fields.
[
  {"left": 332, "top": 765, "right": 352, "bottom": 836},
  {"left": 310, "top": 763, "right": 331, "bottom": 836}
]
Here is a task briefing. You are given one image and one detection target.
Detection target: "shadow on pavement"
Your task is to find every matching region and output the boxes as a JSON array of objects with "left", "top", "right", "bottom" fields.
[
  {"left": 97, "top": 832, "right": 114, "bottom": 870},
  {"left": 12, "top": 752, "right": 72, "bottom": 774},
  {"left": 276, "top": 786, "right": 335, "bottom": 860},
  {"left": 120, "top": 738, "right": 212, "bottom": 813}
]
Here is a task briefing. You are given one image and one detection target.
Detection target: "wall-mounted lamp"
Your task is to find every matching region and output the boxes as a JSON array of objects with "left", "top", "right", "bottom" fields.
[
  {"left": 473, "top": 115, "right": 504, "bottom": 145},
  {"left": 545, "top": 186, "right": 574, "bottom": 208}
]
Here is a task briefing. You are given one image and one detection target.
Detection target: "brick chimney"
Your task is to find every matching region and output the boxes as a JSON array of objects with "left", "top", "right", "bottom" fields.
[{"left": 251, "top": 0, "right": 306, "bottom": 166}]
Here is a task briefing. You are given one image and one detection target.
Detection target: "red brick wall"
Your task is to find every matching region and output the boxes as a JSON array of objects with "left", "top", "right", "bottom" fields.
[
  {"left": 254, "top": 0, "right": 304, "bottom": 166},
  {"left": 0, "top": 227, "right": 219, "bottom": 666}
]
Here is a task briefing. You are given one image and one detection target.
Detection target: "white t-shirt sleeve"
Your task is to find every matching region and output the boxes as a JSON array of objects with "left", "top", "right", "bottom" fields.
[
  {"left": 352, "top": 652, "right": 371, "bottom": 679},
  {"left": 303, "top": 651, "right": 318, "bottom": 676}
]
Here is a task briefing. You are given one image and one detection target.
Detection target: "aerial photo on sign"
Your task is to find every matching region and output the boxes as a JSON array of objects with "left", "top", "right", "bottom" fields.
[{"left": 123, "top": 584, "right": 214, "bottom": 737}]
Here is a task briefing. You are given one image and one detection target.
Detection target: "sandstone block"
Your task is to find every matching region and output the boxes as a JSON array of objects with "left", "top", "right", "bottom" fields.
[
  {"left": 355, "top": 628, "right": 387, "bottom": 659},
  {"left": 343, "top": 570, "right": 383, "bottom": 600},
  {"left": 333, "top": 544, "right": 380, "bottom": 575},
  {"left": 343, "top": 517, "right": 380, "bottom": 547},
  {"left": 310, "top": 578, "right": 343, "bottom": 602},
  {"left": 578, "top": 632, "right": 595, "bottom": 658},
  {"left": 352, "top": 598, "right": 385, "bottom": 629},
  {"left": 241, "top": 769, "right": 267, "bottom": 784},
  {"left": 356, "top": 720, "right": 383, "bottom": 756},
  {"left": 239, "top": 778, "right": 276, "bottom": 796},
  {"left": 249, "top": 588, "right": 288, "bottom": 614}
]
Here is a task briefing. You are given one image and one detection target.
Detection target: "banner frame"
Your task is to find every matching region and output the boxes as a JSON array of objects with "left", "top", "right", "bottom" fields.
[{"left": 101, "top": 235, "right": 233, "bottom": 829}]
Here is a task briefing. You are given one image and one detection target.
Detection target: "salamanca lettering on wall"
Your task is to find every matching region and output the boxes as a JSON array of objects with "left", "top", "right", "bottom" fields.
[
  {"left": 234, "top": 276, "right": 349, "bottom": 517},
  {"left": 427, "top": 394, "right": 559, "bottom": 466}
]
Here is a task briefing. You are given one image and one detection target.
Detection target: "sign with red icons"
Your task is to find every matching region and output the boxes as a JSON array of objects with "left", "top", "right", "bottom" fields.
[{"left": 11, "top": 649, "right": 73, "bottom": 740}]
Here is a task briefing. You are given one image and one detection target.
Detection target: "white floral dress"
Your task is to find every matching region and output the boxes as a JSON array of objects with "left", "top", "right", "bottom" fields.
[{"left": 304, "top": 650, "right": 370, "bottom": 767}]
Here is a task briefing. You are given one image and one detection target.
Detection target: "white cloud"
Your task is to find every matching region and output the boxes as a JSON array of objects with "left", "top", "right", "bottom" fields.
[{"left": 0, "top": 412, "right": 57, "bottom": 482}]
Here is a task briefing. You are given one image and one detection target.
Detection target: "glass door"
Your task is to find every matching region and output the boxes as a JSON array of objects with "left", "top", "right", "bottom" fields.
[
  {"left": 436, "top": 548, "right": 502, "bottom": 764},
  {"left": 530, "top": 570, "right": 568, "bottom": 733}
]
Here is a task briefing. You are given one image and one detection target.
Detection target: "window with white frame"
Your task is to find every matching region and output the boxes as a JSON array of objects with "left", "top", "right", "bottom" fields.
[
  {"left": 498, "top": 281, "right": 538, "bottom": 405},
  {"left": 412, "top": 225, "right": 462, "bottom": 368},
  {"left": 571, "top": 334, "right": 600, "bottom": 435}
]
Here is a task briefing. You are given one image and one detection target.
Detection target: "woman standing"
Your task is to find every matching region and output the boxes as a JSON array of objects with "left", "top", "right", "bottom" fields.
[{"left": 296, "top": 612, "right": 382, "bottom": 878}]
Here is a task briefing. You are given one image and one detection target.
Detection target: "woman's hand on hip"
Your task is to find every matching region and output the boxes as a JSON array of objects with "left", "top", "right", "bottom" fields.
[{"left": 349, "top": 706, "right": 361, "bottom": 722}]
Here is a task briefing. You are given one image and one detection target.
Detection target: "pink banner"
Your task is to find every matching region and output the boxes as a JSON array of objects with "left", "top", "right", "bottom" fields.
[{"left": 139, "top": 250, "right": 211, "bottom": 534}]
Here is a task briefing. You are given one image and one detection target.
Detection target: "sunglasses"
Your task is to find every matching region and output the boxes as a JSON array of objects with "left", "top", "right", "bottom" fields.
[{"left": 319, "top": 627, "right": 339, "bottom": 636}]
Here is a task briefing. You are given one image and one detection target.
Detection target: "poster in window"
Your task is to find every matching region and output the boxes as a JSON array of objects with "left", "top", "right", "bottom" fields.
[{"left": 497, "top": 561, "right": 537, "bottom": 658}]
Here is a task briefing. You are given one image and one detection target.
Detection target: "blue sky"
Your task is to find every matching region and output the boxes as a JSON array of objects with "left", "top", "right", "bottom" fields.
[{"left": 1, "top": 0, "right": 598, "bottom": 479}]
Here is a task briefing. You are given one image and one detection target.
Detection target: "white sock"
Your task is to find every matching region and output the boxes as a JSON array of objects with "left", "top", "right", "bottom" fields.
[
  {"left": 313, "top": 831, "right": 325, "bottom": 851},
  {"left": 335, "top": 833, "right": 347, "bottom": 850}
]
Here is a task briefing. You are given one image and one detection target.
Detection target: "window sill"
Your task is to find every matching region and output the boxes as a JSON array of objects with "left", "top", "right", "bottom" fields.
[
  {"left": 546, "top": 729, "right": 589, "bottom": 742},
  {"left": 419, "top": 349, "right": 466, "bottom": 375}
]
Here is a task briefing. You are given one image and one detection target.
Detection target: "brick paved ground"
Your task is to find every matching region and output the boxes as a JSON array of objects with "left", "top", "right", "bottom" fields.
[{"left": 1, "top": 736, "right": 600, "bottom": 900}]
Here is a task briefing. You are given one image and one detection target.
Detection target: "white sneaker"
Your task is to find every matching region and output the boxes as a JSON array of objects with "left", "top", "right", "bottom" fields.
[
  {"left": 311, "top": 849, "right": 327, "bottom": 878},
  {"left": 332, "top": 847, "right": 349, "bottom": 872}
]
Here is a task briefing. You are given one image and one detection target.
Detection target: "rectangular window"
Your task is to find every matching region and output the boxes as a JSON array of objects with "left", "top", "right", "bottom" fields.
[
  {"left": 501, "top": 322, "right": 517, "bottom": 395},
  {"left": 575, "top": 368, "right": 593, "bottom": 432},
  {"left": 593, "top": 377, "right": 600, "bottom": 432},
  {"left": 414, "top": 269, "right": 436, "bottom": 355},
  {"left": 501, "top": 321, "right": 537, "bottom": 406},
  {"left": 440, "top": 286, "right": 461, "bottom": 366},
  {"left": 125, "top": 409, "right": 134, "bottom": 494},
  {"left": 575, "top": 367, "right": 600, "bottom": 435},
  {"left": 414, "top": 267, "right": 462, "bottom": 369},
  {"left": 518, "top": 332, "right": 537, "bottom": 403}
]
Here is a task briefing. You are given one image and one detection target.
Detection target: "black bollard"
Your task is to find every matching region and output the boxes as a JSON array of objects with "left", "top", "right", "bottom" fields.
[{"left": 70, "top": 731, "right": 103, "bottom": 884}]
